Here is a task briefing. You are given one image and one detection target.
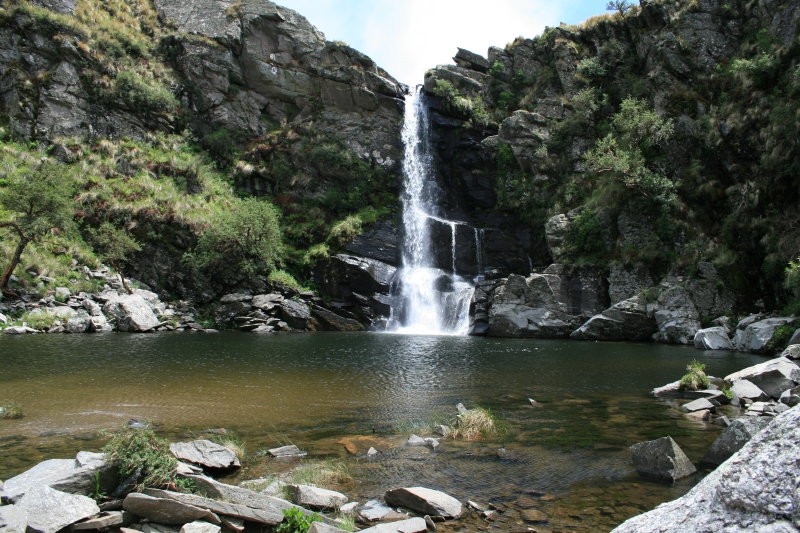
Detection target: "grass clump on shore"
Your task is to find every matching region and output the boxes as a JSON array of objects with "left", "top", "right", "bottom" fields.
[
  {"left": 102, "top": 428, "right": 180, "bottom": 490},
  {"left": 207, "top": 432, "right": 246, "bottom": 462},
  {"left": 679, "top": 360, "right": 709, "bottom": 391},
  {"left": 0, "top": 401, "right": 24, "bottom": 419},
  {"left": 275, "top": 507, "right": 320, "bottom": 533}
]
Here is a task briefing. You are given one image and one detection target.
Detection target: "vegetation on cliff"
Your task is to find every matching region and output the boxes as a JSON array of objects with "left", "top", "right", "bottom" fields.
[{"left": 425, "top": 0, "right": 800, "bottom": 313}]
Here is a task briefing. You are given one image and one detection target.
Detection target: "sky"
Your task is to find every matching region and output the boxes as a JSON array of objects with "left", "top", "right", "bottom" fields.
[{"left": 275, "top": 0, "right": 612, "bottom": 85}]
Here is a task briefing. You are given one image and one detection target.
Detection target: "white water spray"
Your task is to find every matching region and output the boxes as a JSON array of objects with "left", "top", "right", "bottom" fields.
[{"left": 389, "top": 89, "right": 475, "bottom": 335}]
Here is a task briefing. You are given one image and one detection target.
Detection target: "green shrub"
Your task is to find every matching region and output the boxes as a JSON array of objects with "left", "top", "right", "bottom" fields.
[
  {"left": 275, "top": 507, "right": 321, "bottom": 533},
  {"left": 102, "top": 428, "right": 178, "bottom": 489},
  {"left": 679, "top": 360, "right": 709, "bottom": 391},
  {"left": 184, "top": 197, "right": 284, "bottom": 290},
  {"left": 113, "top": 70, "right": 178, "bottom": 114},
  {"left": 576, "top": 57, "right": 607, "bottom": 82},
  {"left": 268, "top": 270, "right": 304, "bottom": 292},
  {"left": 768, "top": 325, "right": 796, "bottom": 353},
  {"left": 327, "top": 215, "right": 362, "bottom": 247},
  {"left": 303, "top": 243, "right": 330, "bottom": 265},
  {"left": 0, "top": 401, "right": 24, "bottom": 420},
  {"left": 22, "top": 310, "right": 58, "bottom": 331},
  {"left": 488, "top": 60, "right": 506, "bottom": 78}
]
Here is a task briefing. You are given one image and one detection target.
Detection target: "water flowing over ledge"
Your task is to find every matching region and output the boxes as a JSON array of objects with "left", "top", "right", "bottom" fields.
[{"left": 388, "top": 89, "right": 476, "bottom": 336}]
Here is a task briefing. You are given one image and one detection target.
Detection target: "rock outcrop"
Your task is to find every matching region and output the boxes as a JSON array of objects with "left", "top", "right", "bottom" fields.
[{"left": 613, "top": 406, "right": 800, "bottom": 532}]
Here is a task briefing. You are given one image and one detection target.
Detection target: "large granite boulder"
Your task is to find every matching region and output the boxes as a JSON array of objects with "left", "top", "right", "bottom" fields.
[
  {"left": 629, "top": 436, "right": 696, "bottom": 482},
  {"left": 612, "top": 406, "right": 800, "bottom": 532},
  {"left": 315, "top": 254, "right": 397, "bottom": 323},
  {"left": 694, "top": 326, "right": 734, "bottom": 351},
  {"left": 2, "top": 452, "right": 114, "bottom": 503},
  {"left": 15, "top": 486, "right": 99, "bottom": 533},
  {"left": 0, "top": 505, "right": 28, "bottom": 533},
  {"left": 102, "top": 294, "right": 160, "bottom": 332},
  {"left": 384, "top": 487, "right": 463, "bottom": 519},
  {"left": 571, "top": 294, "right": 657, "bottom": 342},
  {"left": 701, "top": 417, "right": 772, "bottom": 466},
  {"left": 278, "top": 299, "right": 311, "bottom": 330},
  {"left": 123, "top": 493, "right": 220, "bottom": 525},
  {"left": 725, "top": 357, "right": 800, "bottom": 399},
  {"left": 733, "top": 317, "right": 798, "bottom": 354}
]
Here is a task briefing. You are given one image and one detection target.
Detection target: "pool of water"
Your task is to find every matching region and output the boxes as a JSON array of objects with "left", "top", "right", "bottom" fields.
[{"left": 0, "top": 332, "right": 762, "bottom": 531}]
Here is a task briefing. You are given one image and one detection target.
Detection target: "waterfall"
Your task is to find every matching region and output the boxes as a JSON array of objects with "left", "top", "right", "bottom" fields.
[{"left": 388, "top": 88, "right": 475, "bottom": 336}]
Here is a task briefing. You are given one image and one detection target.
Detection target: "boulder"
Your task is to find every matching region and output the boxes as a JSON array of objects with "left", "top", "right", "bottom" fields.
[
  {"left": 2, "top": 452, "right": 114, "bottom": 503},
  {"left": 486, "top": 273, "right": 581, "bottom": 338},
  {"left": 287, "top": 485, "right": 347, "bottom": 511},
  {"left": 3, "top": 326, "right": 37, "bottom": 335},
  {"left": 730, "top": 379, "right": 768, "bottom": 402},
  {"left": 102, "top": 294, "right": 160, "bottom": 332},
  {"left": 781, "top": 343, "right": 800, "bottom": 360},
  {"left": 169, "top": 440, "right": 240, "bottom": 471},
  {"left": 358, "top": 500, "right": 407, "bottom": 522},
  {"left": 179, "top": 521, "right": 221, "bottom": 533},
  {"left": 780, "top": 386, "right": 800, "bottom": 407},
  {"left": 629, "top": 436, "right": 697, "bottom": 482},
  {"left": 693, "top": 326, "right": 734, "bottom": 351},
  {"left": 122, "top": 493, "right": 220, "bottom": 525},
  {"left": 186, "top": 475, "right": 294, "bottom": 515},
  {"left": 278, "top": 300, "right": 311, "bottom": 330},
  {"left": 358, "top": 518, "right": 427, "bottom": 533},
  {"left": 16, "top": 486, "right": 99, "bottom": 533},
  {"left": 725, "top": 357, "right": 800, "bottom": 398},
  {"left": 311, "top": 305, "right": 364, "bottom": 332},
  {"left": 453, "top": 48, "right": 489, "bottom": 72},
  {"left": 733, "top": 317, "right": 797, "bottom": 354},
  {"left": 612, "top": 406, "right": 800, "bottom": 532},
  {"left": 251, "top": 293, "right": 284, "bottom": 309},
  {"left": 701, "top": 417, "right": 772, "bottom": 466},
  {"left": 0, "top": 505, "right": 28, "bottom": 533},
  {"left": 571, "top": 294, "right": 656, "bottom": 341},
  {"left": 218, "top": 293, "right": 253, "bottom": 304},
  {"left": 384, "top": 487, "right": 463, "bottom": 519},
  {"left": 652, "top": 284, "right": 701, "bottom": 345},
  {"left": 65, "top": 311, "right": 93, "bottom": 334}
]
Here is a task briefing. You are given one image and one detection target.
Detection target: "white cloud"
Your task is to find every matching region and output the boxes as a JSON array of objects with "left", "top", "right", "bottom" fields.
[
  {"left": 362, "top": 0, "right": 560, "bottom": 84},
  {"left": 276, "top": 0, "right": 597, "bottom": 85}
]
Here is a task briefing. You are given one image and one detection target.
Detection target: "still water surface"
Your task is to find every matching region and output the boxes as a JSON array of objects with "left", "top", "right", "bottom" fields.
[{"left": 0, "top": 332, "right": 763, "bottom": 531}]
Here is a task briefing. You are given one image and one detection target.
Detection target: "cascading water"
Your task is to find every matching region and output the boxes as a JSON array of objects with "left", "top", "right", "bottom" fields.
[{"left": 389, "top": 88, "right": 476, "bottom": 336}]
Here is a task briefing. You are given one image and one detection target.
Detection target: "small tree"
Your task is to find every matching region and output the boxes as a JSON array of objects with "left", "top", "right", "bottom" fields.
[
  {"left": 184, "top": 197, "right": 284, "bottom": 289},
  {"left": 607, "top": 0, "right": 635, "bottom": 17},
  {"left": 584, "top": 97, "right": 675, "bottom": 202},
  {"left": 88, "top": 222, "right": 142, "bottom": 294},
  {"left": 0, "top": 161, "right": 76, "bottom": 293}
]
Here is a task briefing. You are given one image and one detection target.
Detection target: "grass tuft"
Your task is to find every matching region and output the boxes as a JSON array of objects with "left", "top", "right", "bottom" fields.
[
  {"left": 102, "top": 428, "right": 179, "bottom": 490},
  {"left": 679, "top": 360, "right": 709, "bottom": 391},
  {"left": 287, "top": 459, "right": 352, "bottom": 488},
  {"left": 0, "top": 401, "right": 24, "bottom": 419},
  {"left": 451, "top": 407, "right": 505, "bottom": 441}
]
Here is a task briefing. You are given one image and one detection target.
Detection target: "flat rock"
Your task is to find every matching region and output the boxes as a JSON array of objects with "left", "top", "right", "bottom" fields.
[
  {"left": 2, "top": 452, "right": 114, "bottom": 503},
  {"left": 16, "top": 486, "right": 99, "bottom": 533},
  {"left": 308, "top": 523, "right": 348, "bottom": 533},
  {"left": 629, "top": 436, "right": 697, "bottom": 482},
  {"left": 730, "top": 379, "right": 768, "bottom": 402},
  {"left": 142, "top": 488, "right": 283, "bottom": 526},
  {"left": 612, "top": 406, "right": 800, "bottom": 532},
  {"left": 287, "top": 484, "right": 347, "bottom": 511},
  {"left": 169, "top": 440, "right": 240, "bottom": 471},
  {"left": 70, "top": 511, "right": 129, "bottom": 530},
  {"left": 123, "top": 493, "right": 220, "bottom": 525},
  {"left": 701, "top": 417, "right": 772, "bottom": 465},
  {"left": 358, "top": 517, "right": 428, "bottom": 533},
  {"left": 179, "top": 521, "right": 221, "bottom": 533},
  {"left": 358, "top": 500, "right": 408, "bottom": 522},
  {"left": 268, "top": 445, "right": 307, "bottom": 458},
  {"left": 681, "top": 398, "right": 716, "bottom": 413},
  {"left": 521, "top": 509, "right": 548, "bottom": 523},
  {"left": 725, "top": 357, "right": 800, "bottom": 398},
  {"left": 0, "top": 505, "right": 28, "bottom": 533},
  {"left": 384, "top": 487, "right": 463, "bottom": 519},
  {"left": 406, "top": 435, "right": 426, "bottom": 447}
]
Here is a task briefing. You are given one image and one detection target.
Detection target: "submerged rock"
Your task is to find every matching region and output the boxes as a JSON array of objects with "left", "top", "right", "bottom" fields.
[{"left": 629, "top": 436, "right": 696, "bottom": 482}]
